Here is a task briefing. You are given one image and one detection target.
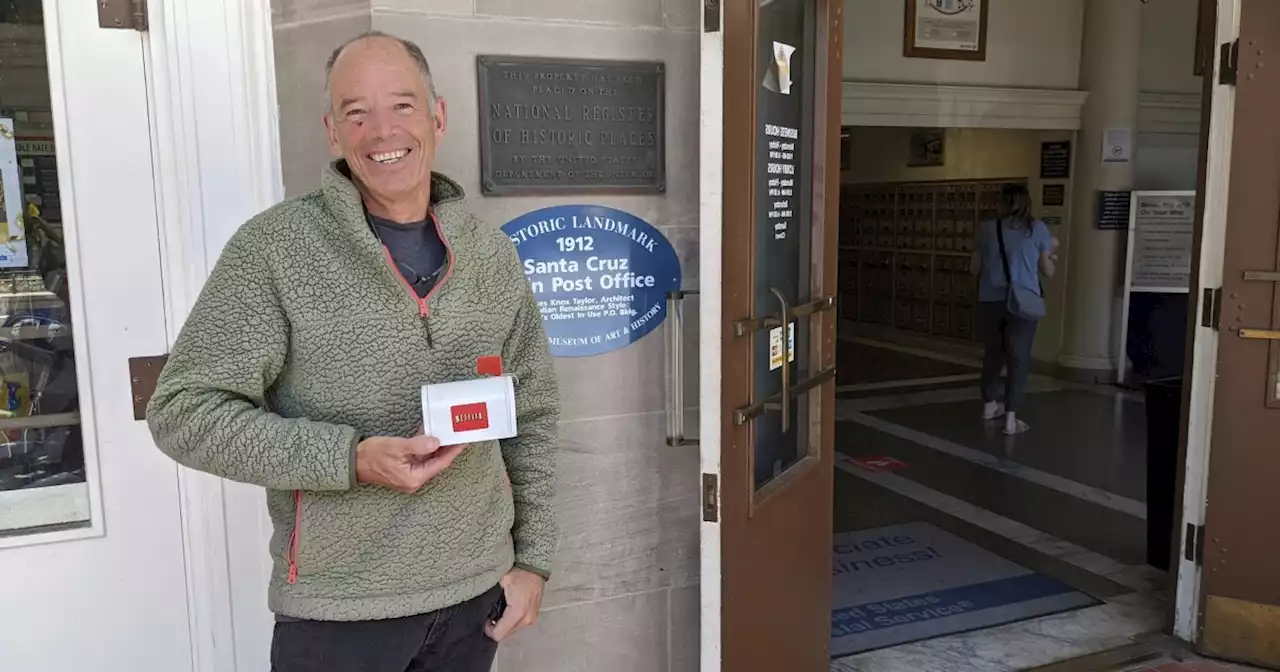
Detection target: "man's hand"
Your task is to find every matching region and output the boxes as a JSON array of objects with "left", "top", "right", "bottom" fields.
[
  {"left": 355, "top": 435, "right": 465, "bottom": 493},
  {"left": 485, "top": 568, "right": 545, "bottom": 642}
]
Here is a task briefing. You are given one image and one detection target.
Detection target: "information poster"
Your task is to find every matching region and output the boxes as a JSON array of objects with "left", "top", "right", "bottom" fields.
[
  {"left": 1096, "top": 190, "right": 1131, "bottom": 230},
  {"left": 0, "top": 119, "right": 30, "bottom": 269},
  {"left": 502, "top": 204, "right": 681, "bottom": 358},
  {"left": 753, "top": 0, "right": 814, "bottom": 491},
  {"left": 1129, "top": 192, "right": 1195, "bottom": 291},
  {"left": 15, "top": 137, "right": 59, "bottom": 223}
]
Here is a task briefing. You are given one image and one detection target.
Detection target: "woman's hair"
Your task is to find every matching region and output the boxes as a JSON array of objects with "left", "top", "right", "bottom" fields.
[{"left": 999, "top": 184, "right": 1034, "bottom": 225}]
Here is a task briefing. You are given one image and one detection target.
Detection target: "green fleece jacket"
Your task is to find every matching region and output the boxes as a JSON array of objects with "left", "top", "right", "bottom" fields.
[{"left": 146, "top": 163, "right": 559, "bottom": 622}]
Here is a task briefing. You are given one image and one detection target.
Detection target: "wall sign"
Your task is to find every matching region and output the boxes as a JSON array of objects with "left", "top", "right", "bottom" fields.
[
  {"left": 502, "top": 205, "right": 681, "bottom": 358},
  {"left": 1040, "top": 141, "right": 1071, "bottom": 179},
  {"left": 1042, "top": 183, "right": 1065, "bottom": 207},
  {"left": 477, "top": 56, "right": 666, "bottom": 196},
  {"left": 1096, "top": 190, "right": 1131, "bottom": 230}
]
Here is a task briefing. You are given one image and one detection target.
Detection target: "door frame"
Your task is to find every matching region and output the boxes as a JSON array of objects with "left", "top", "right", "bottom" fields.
[
  {"left": 1172, "top": 0, "right": 1240, "bottom": 644},
  {"left": 143, "top": 0, "right": 285, "bottom": 670}
]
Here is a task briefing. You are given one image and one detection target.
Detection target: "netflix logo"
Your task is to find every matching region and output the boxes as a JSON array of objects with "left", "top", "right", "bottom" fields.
[{"left": 450, "top": 402, "right": 490, "bottom": 432}]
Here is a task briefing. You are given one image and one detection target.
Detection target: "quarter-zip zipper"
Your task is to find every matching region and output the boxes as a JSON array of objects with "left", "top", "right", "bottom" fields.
[
  {"left": 378, "top": 213, "right": 455, "bottom": 318},
  {"left": 286, "top": 490, "right": 302, "bottom": 584}
]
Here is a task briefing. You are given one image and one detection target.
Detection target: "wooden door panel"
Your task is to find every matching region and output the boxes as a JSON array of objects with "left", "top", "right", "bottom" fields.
[
  {"left": 717, "top": 0, "right": 841, "bottom": 669},
  {"left": 1199, "top": 0, "right": 1280, "bottom": 665}
]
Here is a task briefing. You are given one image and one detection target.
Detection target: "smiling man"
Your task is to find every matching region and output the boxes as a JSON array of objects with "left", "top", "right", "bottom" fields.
[{"left": 146, "top": 31, "right": 560, "bottom": 672}]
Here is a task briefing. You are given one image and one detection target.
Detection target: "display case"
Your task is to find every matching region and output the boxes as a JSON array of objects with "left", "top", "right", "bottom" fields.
[{"left": 838, "top": 178, "right": 1026, "bottom": 341}]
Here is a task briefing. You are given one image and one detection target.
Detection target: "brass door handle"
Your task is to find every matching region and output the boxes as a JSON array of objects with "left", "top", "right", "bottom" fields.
[
  {"left": 771, "top": 288, "right": 792, "bottom": 434},
  {"left": 1238, "top": 329, "right": 1280, "bottom": 340}
]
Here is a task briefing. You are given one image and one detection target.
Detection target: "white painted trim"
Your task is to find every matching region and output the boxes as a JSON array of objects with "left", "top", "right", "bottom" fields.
[
  {"left": 841, "top": 82, "right": 1090, "bottom": 130},
  {"left": 699, "top": 9, "right": 725, "bottom": 672},
  {"left": 144, "top": 0, "right": 284, "bottom": 670},
  {"left": 1174, "top": 0, "right": 1239, "bottom": 645},
  {"left": 0, "top": 483, "right": 90, "bottom": 532}
]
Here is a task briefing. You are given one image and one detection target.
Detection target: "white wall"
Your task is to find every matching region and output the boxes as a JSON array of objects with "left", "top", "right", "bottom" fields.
[
  {"left": 1135, "top": 0, "right": 1203, "bottom": 191},
  {"left": 843, "top": 0, "right": 1085, "bottom": 89}
]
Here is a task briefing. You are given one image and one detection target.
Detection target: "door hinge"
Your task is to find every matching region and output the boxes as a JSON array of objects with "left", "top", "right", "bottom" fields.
[
  {"left": 1201, "top": 287, "right": 1222, "bottom": 330},
  {"left": 1219, "top": 39, "right": 1239, "bottom": 85},
  {"left": 98, "top": 0, "right": 149, "bottom": 32},
  {"left": 701, "top": 473, "right": 719, "bottom": 523},
  {"left": 704, "top": 0, "right": 721, "bottom": 33},
  {"left": 129, "top": 354, "right": 169, "bottom": 420},
  {"left": 1184, "top": 523, "right": 1206, "bottom": 565}
]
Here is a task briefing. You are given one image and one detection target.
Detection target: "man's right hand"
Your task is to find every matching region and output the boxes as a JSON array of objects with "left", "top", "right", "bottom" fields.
[{"left": 355, "top": 435, "right": 466, "bottom": 493}]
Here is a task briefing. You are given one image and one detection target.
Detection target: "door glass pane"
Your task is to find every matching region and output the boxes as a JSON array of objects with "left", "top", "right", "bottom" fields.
[
  {"left": 752, "top": 0, "right": 816, "bottom": 491},
  {"left": 0, "top": 0, "right": 88, "bottom": 536}
]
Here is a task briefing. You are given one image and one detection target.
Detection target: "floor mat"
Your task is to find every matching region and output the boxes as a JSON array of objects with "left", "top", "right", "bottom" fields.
[{"left": 831, "top": 521, "right": 1099, "bottom": 659}]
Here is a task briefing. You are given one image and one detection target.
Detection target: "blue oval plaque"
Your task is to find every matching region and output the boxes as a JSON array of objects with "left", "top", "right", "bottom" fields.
[{"left": 502, "top": 205, "right": 682, "bottom": 358}]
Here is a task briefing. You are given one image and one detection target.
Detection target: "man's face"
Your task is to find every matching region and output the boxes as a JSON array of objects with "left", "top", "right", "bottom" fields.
[{"left": 324, "top": 38, "right": 446, "bottom": 209}]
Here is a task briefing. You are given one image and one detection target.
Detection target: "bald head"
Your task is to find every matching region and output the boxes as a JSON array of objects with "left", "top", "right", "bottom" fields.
[
  {"left": 325, "top": 31, "right": 438, "bottom": 113},
  {"left": 322, "top": 29, "right": 448, "bottom": 223}
]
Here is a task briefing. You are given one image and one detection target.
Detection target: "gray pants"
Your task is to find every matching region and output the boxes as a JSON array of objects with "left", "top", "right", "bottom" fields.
[{"left": 978, "top": 301, "right": 1038, "bottom": 413}]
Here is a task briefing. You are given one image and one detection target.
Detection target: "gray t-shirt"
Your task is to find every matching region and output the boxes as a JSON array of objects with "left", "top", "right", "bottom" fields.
[{"left": 371, "top": 214, "right": 447, "bottom": 298}]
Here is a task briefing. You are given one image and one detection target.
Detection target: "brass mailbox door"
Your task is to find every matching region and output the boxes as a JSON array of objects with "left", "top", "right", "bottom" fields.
[{"left": 709, "top": 0, "right": 841, "bottom": 669}]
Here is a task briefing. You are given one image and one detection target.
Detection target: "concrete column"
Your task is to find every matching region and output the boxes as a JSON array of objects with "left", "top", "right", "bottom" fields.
[{"left": 1058, "top": 0, "right": 1141, "bottom": 379}]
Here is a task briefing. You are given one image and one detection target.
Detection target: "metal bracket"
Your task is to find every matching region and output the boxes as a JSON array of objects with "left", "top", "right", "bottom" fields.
[
  {"left": 1201, "top": 287, "right": 1222, "bottom": 330},
  {"left": 703, "top": 0, "right": 721, "bottom": 33},
  {"left": 702, "top": 473, "right": 719, "bottom": 523},
  {"left": 1219, "top": 39, "right": 1239, "bottom": 85},
  {"left": 129, "top": 354, "right": 168, "bottom": 420},
  {"left": 1185, "top": 523, "right": 1205, "bottom": 565}
]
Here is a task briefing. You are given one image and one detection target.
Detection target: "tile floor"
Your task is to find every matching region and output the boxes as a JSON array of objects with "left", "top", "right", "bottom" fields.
[{"left": 830, "top": 334, "right": 1178, "bottom": 672}]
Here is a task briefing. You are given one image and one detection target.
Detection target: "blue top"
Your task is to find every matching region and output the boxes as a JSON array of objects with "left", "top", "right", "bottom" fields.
[{"left": 976, "top": 217, "right": 1052, "bottom": 303}]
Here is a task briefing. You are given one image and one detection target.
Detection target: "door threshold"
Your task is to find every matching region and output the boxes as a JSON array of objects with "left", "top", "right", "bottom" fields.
[{"left": 1020, "top": 634, "right": 1165, "bottom": 672}]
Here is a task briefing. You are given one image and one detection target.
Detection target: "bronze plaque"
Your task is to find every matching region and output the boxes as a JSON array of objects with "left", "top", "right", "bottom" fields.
[{"left": 476, "top": 56, "right": 666, "bottom": 195}]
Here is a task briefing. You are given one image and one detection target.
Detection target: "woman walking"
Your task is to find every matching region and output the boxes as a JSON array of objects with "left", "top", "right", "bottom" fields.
[{"left": 971, "top": 184, "right": 1059, "bottom": 435}]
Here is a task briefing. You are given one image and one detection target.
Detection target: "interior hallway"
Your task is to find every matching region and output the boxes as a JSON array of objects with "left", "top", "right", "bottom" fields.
[{"left": 828, "top": 331, "right": 1170, "bottom": 672}]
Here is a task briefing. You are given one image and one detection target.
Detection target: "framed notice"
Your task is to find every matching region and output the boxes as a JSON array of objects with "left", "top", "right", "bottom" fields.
[{"left": 904, "top": 0, "right": 988, "bottom": 61}]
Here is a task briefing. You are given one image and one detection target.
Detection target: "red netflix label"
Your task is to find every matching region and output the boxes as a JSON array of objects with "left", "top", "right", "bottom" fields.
[{"left": 451, "top": 402, "right": 490, "bottom": 432}]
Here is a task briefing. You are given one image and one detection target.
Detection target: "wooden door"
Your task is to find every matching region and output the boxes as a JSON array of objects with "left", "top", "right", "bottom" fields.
[
  {"left": 1195, "top": 0, "right": 1280, "bottom": 666},
  {"left": 703, "top": 0, "right": 842, "bottom": 669}
]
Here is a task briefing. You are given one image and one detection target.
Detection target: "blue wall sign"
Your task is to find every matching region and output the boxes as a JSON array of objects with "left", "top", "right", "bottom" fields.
[{"left": 502, "top": 205, "right": 682, "bottom": 358}]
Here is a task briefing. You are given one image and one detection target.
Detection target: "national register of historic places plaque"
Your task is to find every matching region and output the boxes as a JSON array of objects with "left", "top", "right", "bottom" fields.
[{"left": 477, "top": 55, "right": 666, "bottom": 195}]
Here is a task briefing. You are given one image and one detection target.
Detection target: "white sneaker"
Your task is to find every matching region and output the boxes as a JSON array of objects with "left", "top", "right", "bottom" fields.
[{"left": 982, "top": 401, "right": 1005, "bottom": 421}]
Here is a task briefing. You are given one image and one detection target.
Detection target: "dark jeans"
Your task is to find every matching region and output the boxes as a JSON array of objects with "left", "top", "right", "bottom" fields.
[
  {"left": 978, "top": 301, "right": 1038, "bottom": 413},
  {"left": 270, "top": 586, "right": 504, "bottom": 672}
]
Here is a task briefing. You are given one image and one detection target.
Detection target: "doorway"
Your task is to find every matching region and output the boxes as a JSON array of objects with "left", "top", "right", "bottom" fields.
[{"left": 696, "top": 0, "right": 1277, "bottom": 670}]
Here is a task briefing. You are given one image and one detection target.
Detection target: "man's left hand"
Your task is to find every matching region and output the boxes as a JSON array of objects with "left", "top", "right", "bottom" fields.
[{"left": 485, "top": 567, "right": 545, "bottom": 642}]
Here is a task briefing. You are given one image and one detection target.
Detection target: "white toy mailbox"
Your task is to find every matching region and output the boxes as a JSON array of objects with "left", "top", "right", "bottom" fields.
[{"left": 420, "top": 356, "right": 518, "bottom": 446}]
